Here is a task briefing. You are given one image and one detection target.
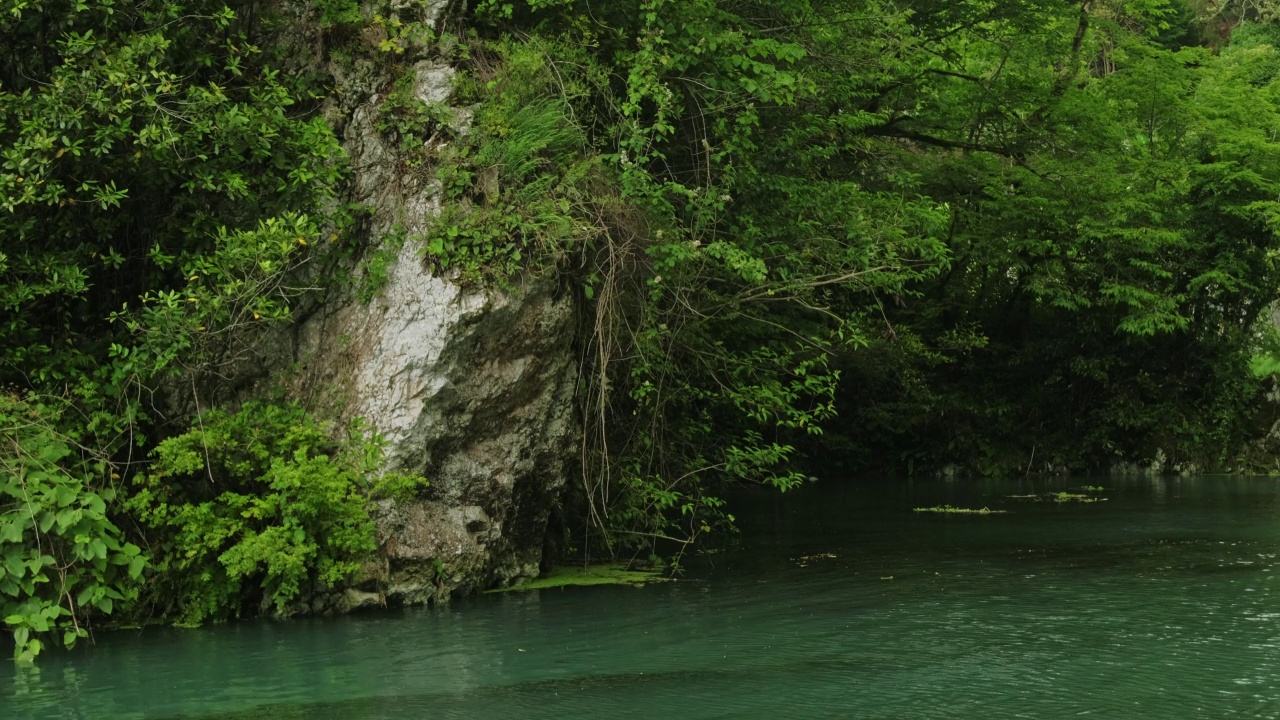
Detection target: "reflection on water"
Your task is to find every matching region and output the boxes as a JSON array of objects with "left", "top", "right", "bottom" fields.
[{"left": 5, "top": 476, "right": 1280, "bottom": 719}]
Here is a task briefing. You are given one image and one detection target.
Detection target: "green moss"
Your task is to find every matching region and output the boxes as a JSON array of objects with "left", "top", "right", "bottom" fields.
[
  {"left": 356, "top": 226, "right": 407, "bottom": 304},
  {"left": 488, "top": 563, "right": 668, "bottom": 592}
]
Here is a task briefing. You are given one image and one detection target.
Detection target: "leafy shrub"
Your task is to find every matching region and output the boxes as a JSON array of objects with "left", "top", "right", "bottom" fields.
[
  {"left": 0, "top": 396, "right": 145, "bottom": 661},
  {"left": 316, "top": 0, "right": 363, "bottom": 28},
  {"left": 377, "top": 72, "right": 457, "bottom": 153},
  {"left": 128, "top": 401, "right": 425, "bottom": 625}
]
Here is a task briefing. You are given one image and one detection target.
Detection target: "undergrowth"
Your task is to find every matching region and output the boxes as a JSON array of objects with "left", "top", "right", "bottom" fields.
[{"left": 127, "top": 401, "right": 426, "bottom": 626}]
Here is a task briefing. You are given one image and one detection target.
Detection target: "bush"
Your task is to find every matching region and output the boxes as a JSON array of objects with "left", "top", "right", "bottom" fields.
[
  {"left": 0, "top": 396, "right": 144, "bottom": 661},
  {"left": 128, "top": 401, "right": 425, "bottom": 625}
]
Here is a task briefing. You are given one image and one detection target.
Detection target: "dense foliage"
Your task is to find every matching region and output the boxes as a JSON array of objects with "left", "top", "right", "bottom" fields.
[
  {"left": 0, "top": 395, "right": 142, "bottom": 662},
  {"left": 834, "top": 2, "right": 1280, "bottom": 476},
  {"left": 458, "top": 0, "right": 1280, "bottom": 553},
  {"left": 7, "top": 0, "right": 1280, "bottom": 656},
  {"left": 0, "top": 0, "right": 405, "bottom": 657}
]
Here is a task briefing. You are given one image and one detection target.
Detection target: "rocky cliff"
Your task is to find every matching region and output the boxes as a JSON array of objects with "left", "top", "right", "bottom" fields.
[{"left": 285, "top": 1, "right": 580, "bottom": 609}]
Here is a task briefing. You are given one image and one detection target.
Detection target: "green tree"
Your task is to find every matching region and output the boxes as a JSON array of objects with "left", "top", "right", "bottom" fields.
[
  {"left": 832, "top": 4, "right": 1280, "bottom": 474},
  {"left": 0, "top": 0, "right": 346, "bottom": 655},
  {"left": 471, "top": 0, "right": 1280, "bottom": 528}
]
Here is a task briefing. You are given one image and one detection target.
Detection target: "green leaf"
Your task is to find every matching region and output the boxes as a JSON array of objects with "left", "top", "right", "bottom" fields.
[
  {"left": 0, "top": 520, "right": 22, "bottom": 544},
  {"left": 5, "top": 552, "right": 26, "bottom": 578}
]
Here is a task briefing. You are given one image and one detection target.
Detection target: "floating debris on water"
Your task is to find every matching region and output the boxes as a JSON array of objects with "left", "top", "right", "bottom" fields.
[
  {"left": 912, "top": 505, "right": 1008, "bottom": 515},
  {"left": 792, "top": 552, "right": 838, "bottom": 567},
  {"left": 487, "top": 563, "right": 668, "bottom": 592},
  {"left": 1004, "top": 492, "right": 1108, "bottom": 504}
]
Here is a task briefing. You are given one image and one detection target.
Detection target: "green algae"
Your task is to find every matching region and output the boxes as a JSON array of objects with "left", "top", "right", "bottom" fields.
[
  {"left": 912, "top": 505, "right": 1007, "bottom": 515},
  {"left": 488, "top": 564, "right": 668, "bottom": 593},
  {"left": 1005, "top": 491, "right": 1108, "bottom": 504},
  {"left": 1052, "top": 492, "right": 1103, "bottom": 503}
]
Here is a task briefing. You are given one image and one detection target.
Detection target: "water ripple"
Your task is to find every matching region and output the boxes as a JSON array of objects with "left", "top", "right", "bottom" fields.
[{"left": 6, "top": 476, "right": 1280, "bottom": 719}]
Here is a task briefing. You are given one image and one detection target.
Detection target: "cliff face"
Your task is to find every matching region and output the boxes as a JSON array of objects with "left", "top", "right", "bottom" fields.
[
  {"left": 288, "top": 2, "right": 579, "bottom": 608},
  {"left": 298, "top": 264, "right": 577, "bottom": 608}
]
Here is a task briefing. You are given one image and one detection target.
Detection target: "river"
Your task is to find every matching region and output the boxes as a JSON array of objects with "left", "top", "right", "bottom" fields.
[{"left": 4, "top": 476, "right": 1280, "bottom": 719}]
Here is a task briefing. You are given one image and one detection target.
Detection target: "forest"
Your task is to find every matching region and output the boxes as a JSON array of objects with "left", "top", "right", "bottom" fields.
[{"left": 4, "top": 0, "right": 1280, "bottom": 658}]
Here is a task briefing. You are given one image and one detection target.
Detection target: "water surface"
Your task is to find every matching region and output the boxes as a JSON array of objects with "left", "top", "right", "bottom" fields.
[{"left": 5, "top": 476, "right": 1280, "bottom": 719}]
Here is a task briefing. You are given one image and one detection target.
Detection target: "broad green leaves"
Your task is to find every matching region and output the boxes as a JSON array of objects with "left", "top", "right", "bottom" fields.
[{"left": 0, "top": 396, "right": 144, "bottom": 661}]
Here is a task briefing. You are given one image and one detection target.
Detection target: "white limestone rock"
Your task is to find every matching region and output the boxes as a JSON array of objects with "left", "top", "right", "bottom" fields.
[{"left": 294, "top": 51, "right": 578, "bottom": 606}]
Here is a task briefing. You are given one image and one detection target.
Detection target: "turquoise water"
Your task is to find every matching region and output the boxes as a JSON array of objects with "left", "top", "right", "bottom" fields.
[{"left": 6, "top": 476, "right": 1280, "bottom": 718}]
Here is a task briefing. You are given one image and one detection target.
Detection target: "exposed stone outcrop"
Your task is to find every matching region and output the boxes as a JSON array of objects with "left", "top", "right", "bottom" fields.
[
  {"left": 297, "top": 261, "right": 578, "bottom": 605},
  {"left": 286, "top": 1, "right": 579, "bottom": 607}
]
